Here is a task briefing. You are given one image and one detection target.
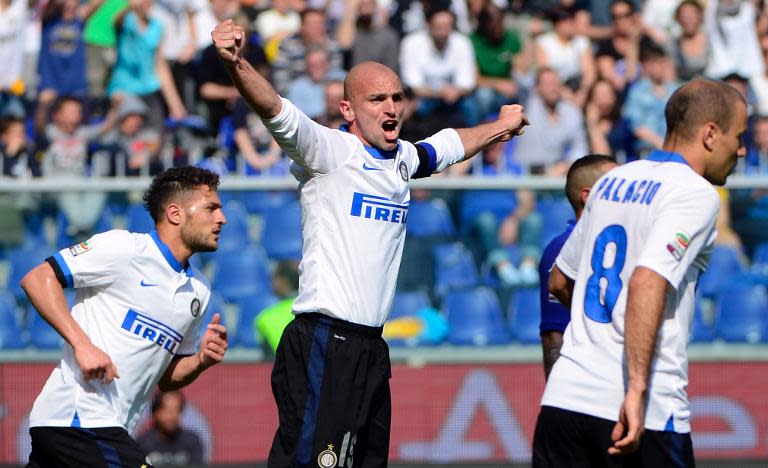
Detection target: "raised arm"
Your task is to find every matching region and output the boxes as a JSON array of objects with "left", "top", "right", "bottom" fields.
[
  {"left": 212, "top": 20, "right": 282, "bottom": 119},
  {"left": 454, "top": 104, "right": 529, "bottom": 159}
]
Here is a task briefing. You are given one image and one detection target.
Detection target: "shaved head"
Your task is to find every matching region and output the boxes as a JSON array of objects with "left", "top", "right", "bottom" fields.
[
  {"left": 665, "top": 79, "right": 746, "bottom": 143},
  {"left": 565, "top": 154, "right": 618, "bottom": 215},
  {"left": 344, "top": 62, "right": 401, "bottom": 101}
]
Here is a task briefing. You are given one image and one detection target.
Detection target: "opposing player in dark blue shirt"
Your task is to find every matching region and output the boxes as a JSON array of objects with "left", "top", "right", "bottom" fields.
[{"left": 539, "top": 154, "right": 617, "bottom": 379}]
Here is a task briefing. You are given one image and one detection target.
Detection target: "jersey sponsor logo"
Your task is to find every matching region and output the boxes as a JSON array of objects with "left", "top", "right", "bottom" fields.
[
  {"left": 120, "top": 309, "right": 183, "bottom": 354},
  {"left": 317, "top": 444, "right": 338, "bottom": 468},
  {"left": 594, "top": 177, "right": 662, "bottom": 206},
  {"left": 362, "top": 162, "right": 383, "bottom": 171},
  {"left": 350, "top": 192, "right": 409, "bottom": 224},
  {"left": 667, "top": 231, "right": 690, "bottom": 261},
  {"left": 140, "top": 279, "right": 158, "bottom": 287},
  {"left": 69, "top": 241, "right": 92, "bottom": 257}
]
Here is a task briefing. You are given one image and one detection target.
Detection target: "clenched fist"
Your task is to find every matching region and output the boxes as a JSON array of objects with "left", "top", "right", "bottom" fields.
[
  {"left": 498, "top": 104, "right": 529, "bottom": 141},
  {"left": 212, "top": 20, "right": 245, "bottom": 65}
]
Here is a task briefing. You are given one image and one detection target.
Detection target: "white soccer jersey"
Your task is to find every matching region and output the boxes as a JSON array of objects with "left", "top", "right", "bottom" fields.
[
  {"left": 541, "top": 150, "right": 719, "bottom": 433},
  {"left": 29, "top": 230, "right": 210, "bottom": 433},
  {"left": 262, "top": 98, "right": 465, "bottom": 327}
]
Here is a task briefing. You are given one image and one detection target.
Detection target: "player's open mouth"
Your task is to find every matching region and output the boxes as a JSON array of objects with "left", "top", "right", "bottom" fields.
[{"left": 382, "top": 120, "right": 398, "bottom": 139}]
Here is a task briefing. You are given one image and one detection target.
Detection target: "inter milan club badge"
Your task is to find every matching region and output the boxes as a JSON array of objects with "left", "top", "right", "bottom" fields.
[
  {"left": 317, "top": 445, "right": 338, "bottom": 468},
  {"left": 399, "top": 161, "right": 409, "bottom": 181},
  {"left": 190, "top": 298, "right": 201, "bottom": 317}
]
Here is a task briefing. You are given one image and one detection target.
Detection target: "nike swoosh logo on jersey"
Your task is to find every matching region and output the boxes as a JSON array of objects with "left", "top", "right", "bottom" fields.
[
  {"left": 362, "top": 162, "right": 383, "bottom": 171},
  {"left": 140, "top": 280, "right": 158, "bottom": 287}
]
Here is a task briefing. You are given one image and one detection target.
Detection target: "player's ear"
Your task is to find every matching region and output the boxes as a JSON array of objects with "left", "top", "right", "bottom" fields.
[
  {"left": 580, "top": 187, "right": 591, "bottom": 205},
  {"left": 165, "top": 202, "right": 182, "bottom": 226},
  {"left": 703, "top": 122, "right": 717, "bottom": 151},
  {"left": 339, "top": 100, "right": 354, "bottom": 122}
]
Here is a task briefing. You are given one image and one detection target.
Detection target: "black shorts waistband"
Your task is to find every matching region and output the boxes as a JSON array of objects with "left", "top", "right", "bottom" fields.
[{"left": 297, "top": 312, "right": 384, "bottom": 338}]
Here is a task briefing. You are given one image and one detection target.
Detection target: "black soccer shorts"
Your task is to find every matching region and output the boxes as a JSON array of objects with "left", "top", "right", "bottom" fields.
[
  {"left": 532, "top": 405, "right": 695, "bottom": 468},
  {"left": 27, "top": 426, "right": 152, "bottom": 468},
  {"left": 268, "top": 312, "right": 391, "bottom": 468}
]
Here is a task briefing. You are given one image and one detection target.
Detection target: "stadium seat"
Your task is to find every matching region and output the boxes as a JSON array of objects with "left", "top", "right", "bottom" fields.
[
  {"left": 261, "top": 201, "right": 303, "bottom": 260},
  {"left": 242, "top": 190, "right": 297, "bottom": 215},
  {"left": 752, "top": 242, "right": 768, "bottom": 274},
  {"left": 537, "top": 197, "right": 573, "bottom": 247},
  {"left": 23, "top": 212, "right": 49, "bottom": 248},
  {"left": 434, "top": 242, "right": 479, "bottom": 297},
  {"left": 0, "top": 291, "right": 26, "bottom": 349},
  {"left": 8, "top": 246, "right": 55, "bottom": 298},
  {"left": 406, "top": 199, "right": 456, "bottom": 239},
  {"left": 698, "top": 246, "right": 745, "bottom": 298},
  {"left": 28, "top": 307, "right": 64, "bottom": 349},
  {"left": 126, "top": 203, "right": 155, "bottom": 234},
  {"left": 55, "top": 207, "right": 115, "bottom": 248},
  {"left": 389, "top": 290, "right": 432, "bottom": 320},
  {"left": 444, "top": 287, "right": 510, "bottom": 345},
  {"left": 218, "top": 200, "right": 251, "bottom": 251},
  {"left": 458, "top": 190, "right": 517, "bottom": 229},
  {"left": 234, "top": 293, "right": 280, "bottom": 348},
  {"left": 211, "top": 246, "right": 272, "bottom": 302},
  {"left": 690, "top": 297, "right": 715, "bottom": 343},
  {"left": 508, "top": 287, "right": 542, "bottom": 344},
  {"left": 714, "top": 283, "right": 768, "bottom": 343}
]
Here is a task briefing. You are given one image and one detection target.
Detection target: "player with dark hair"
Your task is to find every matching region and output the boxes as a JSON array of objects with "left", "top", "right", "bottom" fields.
[
  {"left": 533, "top": 79, "right": 747, "bottom": 467},
  {"left": 21, "top": 166, "right": 228, "bottom": 467},
  {"left": 212, "top": 19, "right": 529, "bottom": 468},
  {"left": 539, "top": 154, "right": 617, "bottom": 380}
]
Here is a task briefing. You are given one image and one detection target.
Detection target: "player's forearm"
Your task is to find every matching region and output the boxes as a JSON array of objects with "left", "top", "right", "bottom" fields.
[
  {"left": 20, "top": 263, "right": 91, "bottom": 349},
  {"left": 548, "top": 266, "right": 574, "bottom": 309},
  {"left": 224, "top": 58, "right": 282, "bottom": 119},
  {"left": 541, "top": 331, "right": 564, "bottom": 380},
  {"left": 455, "top": 120, "right": 515, "bottom": 159},
  {"left": 157, "top": 354, "right": 206, "bottom": 391},
  {"left": 624, "top": 267, "right": 668, "bottom": 394}
]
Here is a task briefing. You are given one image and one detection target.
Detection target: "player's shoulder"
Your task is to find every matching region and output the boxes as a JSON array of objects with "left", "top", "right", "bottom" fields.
[{"left": 86, "top": 229, "right": 141, "bottom": 250}]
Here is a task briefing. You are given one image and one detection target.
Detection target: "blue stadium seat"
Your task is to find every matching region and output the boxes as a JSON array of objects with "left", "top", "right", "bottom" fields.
[
  {"left": 444, "top": 287, "right": 510, "bottom": 345},
  {"left": 211, "top": 246, "right": 272, "bottom": 302},
  {"left": 242, "top": 190, "right": 297, "bottom": 215},
  {"left": 55, "top": 207, "right": 115, "bottom": 248},
  {"left": 406, "top": 199, "right": 455, "bottom": 238},
  {"left": 234, "top": 293, "right": 280, "bottom": 348},
  {"left": 698, "top": 246, "right": 744, "bottom": 298},
  {"left": 690, "top": 298, "right": 715, "bottom": 343},
  {"left": 261, "top": 201, "right": 302, "bottom": 260},
  {"left": 389, "top": 290, "right": 432, "bottom": 320},
  {"left": 28, "top": 308, "right": 64, "bottom": 349},
  {"left": 218, "top": 200, "right": 251, "bottom": 251},
  {"left": 714, "top": 283, "right": 768, "bottom": 343},
  {"left": 23, "top": 212, "right": 49, "bottom": 248},
  {"left": 434, "top": 243, "right": 479, "bottom": 297},
  {"left": 752, "top": 242, "right": 768, "bottom": 273},
  {"left": 508, "top": 287, "right": 542, "bottom": 344},
  {"left": 0, "top": 291, "right": 26, "bottom": 349},
  {"left": 458, "top": 190, "right": 517, "bottom": 228},
  {"left": 537, "top": 197, "right": 573, "bottom": 247},
  {"left": 126, "top": 203, "right": 155, "bottom": 234},
  {"left": 8, "top": 246, "right": 55, "bottom": 298}
]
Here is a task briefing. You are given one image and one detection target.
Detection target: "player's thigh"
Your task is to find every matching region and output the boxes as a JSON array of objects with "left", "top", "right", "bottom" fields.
[
  {"left": 533, "top": 406, "right": 622, "bottom": 468},
  {"left": 624, "top": 429, "right": 694, "bottom": 468},
  {"left": 28, "top": 426, "right": 151, "bottom": 468},
  {"left": 348, "top": 360, "right": 392, "bottom": 468}
]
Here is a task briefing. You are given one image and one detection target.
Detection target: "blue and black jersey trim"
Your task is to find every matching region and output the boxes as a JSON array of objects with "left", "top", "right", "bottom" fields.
[
  {"left": 413, "top": 142, "right": 438, "bottom": 179},
  {"left": 46, "top": 255, "right": 73, "bottom": 289}
]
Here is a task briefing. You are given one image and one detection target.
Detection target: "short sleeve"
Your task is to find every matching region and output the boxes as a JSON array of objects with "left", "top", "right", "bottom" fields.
[
  {"left": 539, "top": 232, "right": 572, "bottom": 333},
  {"left": 48, "top": 230, "right": 136, "bottom": 289},
  {"left": 409, "top": 129, "right": 465, "bottom": 178},
  {"left": 262, "top": 98, "right": 353, "bottom": 175},
  {"left": 636, "top": 185, "right": 719, "bottom": 290}
]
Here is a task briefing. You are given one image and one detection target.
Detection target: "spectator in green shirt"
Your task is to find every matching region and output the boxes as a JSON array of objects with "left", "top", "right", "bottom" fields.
[
  {"left": 254, "top": 260, "right": 299, "bottom": 354},
  {"left": 469, "top": 1, "right": 531, "bottom": 123},
  {"left": 83, "top": 0, "right": 127, "bottom": 99}
]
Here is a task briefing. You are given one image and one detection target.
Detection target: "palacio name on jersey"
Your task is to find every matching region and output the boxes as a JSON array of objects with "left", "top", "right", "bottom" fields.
[
  {"left": 593, "top": 176, "right": 663, "bottom": 206},
  {"left": 120, "top": 309, "right": 183, "bottom": 354},
  {"left": 350, "top": 192, "right": 409, "bottom": 224}
]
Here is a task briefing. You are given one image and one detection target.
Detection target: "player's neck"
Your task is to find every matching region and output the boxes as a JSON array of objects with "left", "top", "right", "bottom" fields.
[
  {"left": 155, "top": 226, "right": 192, "bottom": 270},
  {"left": 660, "top": 141, "right": 705, "bottom": 177}
]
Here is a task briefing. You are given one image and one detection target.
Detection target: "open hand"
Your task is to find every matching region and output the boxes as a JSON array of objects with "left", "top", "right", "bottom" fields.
[
  {"left": 609, "top": 389, "right": 645, "bottom": 455},
  {"left": 212, "top": 20, "right": 244, "bottom": 64}
]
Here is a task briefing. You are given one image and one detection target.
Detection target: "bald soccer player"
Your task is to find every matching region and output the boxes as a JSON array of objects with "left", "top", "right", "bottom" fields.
[{"left": 212, "top": 20, "right": 529, "bottom": 468}]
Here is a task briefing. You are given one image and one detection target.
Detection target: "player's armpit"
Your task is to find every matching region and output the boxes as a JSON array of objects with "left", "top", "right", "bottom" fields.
[{"left": 548, "top": 266, "right": 574, "bottom": 309}]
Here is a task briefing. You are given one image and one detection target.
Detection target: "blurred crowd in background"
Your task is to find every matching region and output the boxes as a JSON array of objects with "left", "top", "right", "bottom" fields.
[{"left": 3, "top": 0, "right": 768, "bottom": 328}]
